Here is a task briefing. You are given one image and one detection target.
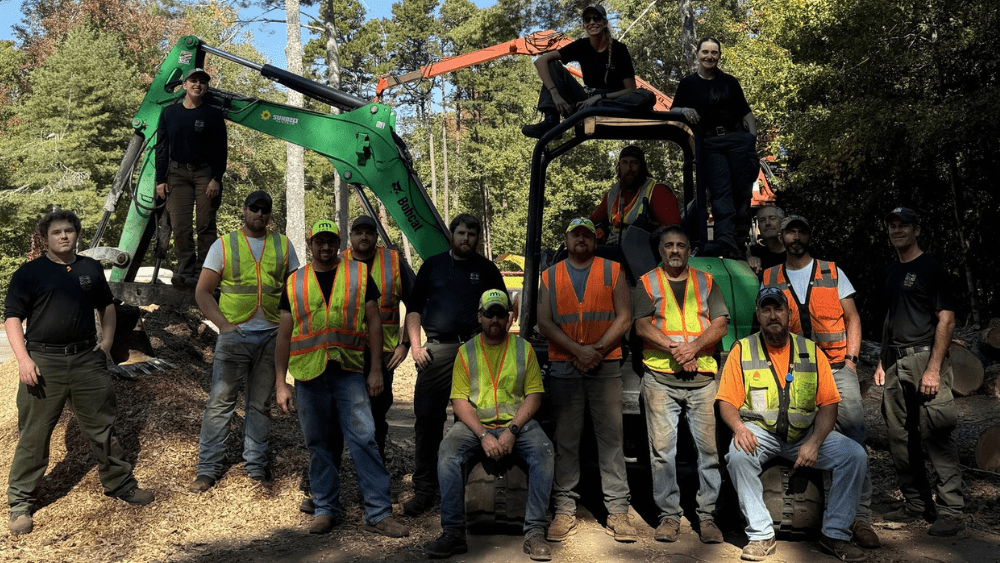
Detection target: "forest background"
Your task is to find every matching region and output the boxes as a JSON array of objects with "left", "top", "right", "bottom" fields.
[{"left": 0, "top": 0, "right": 997, "bottom": 339}]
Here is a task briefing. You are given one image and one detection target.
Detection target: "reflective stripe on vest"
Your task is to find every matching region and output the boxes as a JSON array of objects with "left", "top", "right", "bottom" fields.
[
  {"left": 460, "top": 334, "right": 529, "bottom": 426},
  {"left": 543, "top": 258, "right": 622, "bottom": 362},
  {"left": 344, "top": 247, "right": 402, "bottom": 351},
  {"left": 762, "top": 260, "right": 848, "bottom": 363},
  {"left": 738, "top": 333, "right": 819, "bottom": 443},
  {"left": 639, "top": 267, "right": 718, "bottom": 374},
  {"left": 606, "top": 177, "right": 657, "bottom": 244},
  {"left": 287, "top": 260, "right": 368, "bottom": 379},
  {"left": 218, "top": 230, "right": 288, "bottom": 324}
]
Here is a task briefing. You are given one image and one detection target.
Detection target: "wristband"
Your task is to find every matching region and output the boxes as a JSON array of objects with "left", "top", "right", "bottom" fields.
[
  {"left": 398, "top": 342, "right": 410, "bottom": 348},
  {"left": 601, "top": 92, "right": 607, "bottom": 99},
  {"left": 846, "top": 355, "right": 859, "bottom": 364},
  {"left": 478, "top": 430, "right": 489, "bottom": 440}
]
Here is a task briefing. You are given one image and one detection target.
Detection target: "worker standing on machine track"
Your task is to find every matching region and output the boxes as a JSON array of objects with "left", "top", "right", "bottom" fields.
[
  {"left": 875, "top": 207, "right": 965, "bottom": 536},
  {"left": 522, "top": 4, "right": 655, "bottom": 138},
  {"left": 746, "top": 205, "right": 786, "bottom": 277},
  {"left": 189, "top": 190, "right": 299, "bottom": 493},
  {"left": 537, "top": 218, "right": 635, "bottom": 543},
  {"left": 404, "top": 214, "right": 508, "bottom": 516},
  {"left": 717, "top": 287, "right": 867, "bottom": 563},
  {"left": 589, "top": 146, "right": 681, "bottom": 245},
  {"left": 274, "top": 220, "right": 409, "bottom": 538},
  {"left": 761, "top": 214, "right": 878, "bottom": 549},
  {"left": 154, "top": 67, "right": 228, "bottom": 288},
  {"left": 424, "top": 289, "right": 554, "bottom": 561},
  {"left": 5, "top": 210, "right": 154, "bottom": 536},
  {"left": 634, "top": 225, "right": 728, "bottom": 544}
]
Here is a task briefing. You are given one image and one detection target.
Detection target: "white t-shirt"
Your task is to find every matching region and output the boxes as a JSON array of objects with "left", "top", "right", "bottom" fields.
[
  {"left": 204, "top": 233, "right": 300, "bottom": 331},
  {"left": 763, "top": 259, "right": 855, "bottom": 304}
]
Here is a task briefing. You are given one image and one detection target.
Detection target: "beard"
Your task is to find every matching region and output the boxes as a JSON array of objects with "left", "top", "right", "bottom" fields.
[
  {"left": 617, "top": 169, "right": 644, "bottom": 191},
  {"left": 786, "top": 240, "right": 808, "bottom": 257},
  {"left": 761, "top": 322, "right": 789, "bottom": 346}
]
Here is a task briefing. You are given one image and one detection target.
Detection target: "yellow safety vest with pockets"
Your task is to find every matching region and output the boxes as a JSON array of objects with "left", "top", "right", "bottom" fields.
[
  {"left": 456, "top": 334, "right": 532, "bottom": 427},
  {"left": 738, "top": 332, "right": 819, "bottom": 443},
  {"left": 639, "top": 267, "right": 718, "bottom": 374},
  {"left": 344, "top": 247, "right": 402, "bottom": 351},
  {"left": 219, "top": 230, "right": 289, "bottom": 324}
]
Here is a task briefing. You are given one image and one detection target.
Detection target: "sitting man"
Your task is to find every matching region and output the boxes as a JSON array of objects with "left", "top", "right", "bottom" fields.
[
  {"left": 590, "top": 145, "right": 681, "bottom": 246},
  {"left": 716, "top": 287, "right": 867, "bottom": 562},
  {"left": 425, "top": 290, "right": 554, "bottom": 561}
]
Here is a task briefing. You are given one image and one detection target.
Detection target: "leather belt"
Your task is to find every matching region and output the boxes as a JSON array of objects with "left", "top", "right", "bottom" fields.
[
  {"left": 25, "top": 338, "right": 97, "bottom": 355},
  {"left": 704, "top": 124, "right": 744, "bottom": 138},
  {"left": 428, "top": 331, "right": 480, "bottom": 344},
  {"left": 892, "top": 345, "right": 932, "bottom": 359},
  {"left": 171, "top": 160, "right": 208, "bottom": 170}
]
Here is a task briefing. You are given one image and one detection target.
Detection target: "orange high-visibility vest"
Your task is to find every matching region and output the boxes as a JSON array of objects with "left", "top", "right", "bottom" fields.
[
  {"left": 343, "top": 247, "right": 402, "bottom": 351},
  {"left": 606, "top": 178, "right": 657, "bottom": 243},
  {"left": 286, "top": 260, "right": 368, "bottom": 379},
  {"left": 541, "top": 257, "right": 623, "bottom": 362},
  {"left": 762, "top": 260, "right": 847, "bottom": 364},
  {"left": 638, "top": 267, "right": 718, "bottom": 374}
]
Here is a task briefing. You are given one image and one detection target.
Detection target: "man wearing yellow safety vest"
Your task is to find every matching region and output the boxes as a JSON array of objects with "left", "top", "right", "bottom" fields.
[
  {"left": 424, "top": 290, "right": 554, "bottom": 561},
  {"left": 761, "top": 214, "right": 878, "bottom": 549},
  {"left": 190, "top": 190, "right": 299, "bottom": 493},
  {"left": 633, "top": 225, "right": 728, "bottom": 544},
  {"left": 589, "top": 146, "right": 681, "bottom": 245},
  {"left": 274, "top": 220, "right": 409, "bottom": 538},
  {"left": 717, "top": 287, "right": 866, "bottom": 563},
  {"left": 537, "top": 218, "right": 636, "bottom": 543}
]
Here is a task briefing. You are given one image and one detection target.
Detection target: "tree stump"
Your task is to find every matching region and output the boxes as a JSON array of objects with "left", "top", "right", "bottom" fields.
[
  {"left": 975, "top": 427, "right": 1000, "bottom": 472},
  {"left": 950, "top": 343, "right": 984, "bottom": 397}
]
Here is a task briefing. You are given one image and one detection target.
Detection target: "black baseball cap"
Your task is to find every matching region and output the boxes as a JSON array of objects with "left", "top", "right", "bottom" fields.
[
  {"left": 583, "top": 5, "right": 607, "bottom": 17},
  {"left": 244, "top": 190, "right": 272, "bottom": 208},
  {"left": 351, "top": 215, "right": 379, "bottom": 232},
  {"left": 756, "top": 287, "right": 788, "bottom": 309},
  {"left": 885, "top": 207, "right": 919, "bottom": 225}
]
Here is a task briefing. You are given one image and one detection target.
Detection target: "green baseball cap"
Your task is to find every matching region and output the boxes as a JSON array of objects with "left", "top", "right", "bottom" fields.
[
  {"left": 310, "top": 219, "right": 340, "bottom": 238},
  {"left": 479, "top": 289, "right": 511, "bottom": 312},
  {"left": 565, "top": 217, "right": 596, "bottom": 234}
]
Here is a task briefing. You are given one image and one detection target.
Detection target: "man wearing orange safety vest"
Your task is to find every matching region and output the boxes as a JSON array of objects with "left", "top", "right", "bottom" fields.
[
  {"left": 537, "top": 217, "right": 636, "bottom": 543},
  {"left": 589, "top": 146, "right": 681, "bottom": 245},
  {"left": 274, "top": 220, "right": 409, "bottom": 538},
  {"left": 425, "top": 289, "right": 554, "bottom": 561},
  {"left": 191, "top": 190, "right": 299, "bottom": 493},
  {"left": 634, "top": 225, "right": 728, "bottom": 544},
  {"left": 760, "top": 215, "right": 878, "bottom": 549}
]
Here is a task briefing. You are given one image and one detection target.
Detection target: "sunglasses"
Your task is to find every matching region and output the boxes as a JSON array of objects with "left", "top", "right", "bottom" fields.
[
  {"left": 481, "top": 309, "right": 508, "bottom": 319},
  {"left": 248, "top": 204, "right": 272, "bottom": 214},
  {"left": 583, "top": 15, "right": 605, "bottom": 22}
]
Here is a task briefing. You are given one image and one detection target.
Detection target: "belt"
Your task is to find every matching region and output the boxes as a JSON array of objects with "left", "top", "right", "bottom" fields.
[
  {"left": 170, "top": 160, "right": 208, "bottom": 170},
  {"left": 25, "top": 338, "right": 97, "bottom": 355},
  {"left": 427, "top": 330, "right": 480, "bottom": 344},
  {"left": 892, "top": 345, "right": 932, "bottom": 359},
  {"left": 830, "top": 362, "right": 845, "bottom": 370},
  {"left": 704, "top": 124, "right": 744, "bottom": 138}
]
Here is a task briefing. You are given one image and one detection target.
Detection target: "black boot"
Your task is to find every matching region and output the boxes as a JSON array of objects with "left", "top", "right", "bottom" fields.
[{"left": 522, "top": 112, "right": 560, "bottom": 138}]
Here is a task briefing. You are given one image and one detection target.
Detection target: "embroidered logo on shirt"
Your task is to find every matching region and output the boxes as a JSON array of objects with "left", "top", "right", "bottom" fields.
[
  {"left": 79, "top": 275, "right": 92, "bottom": 291},
  {"left": 903, "top": 272, "right": 917, "bottom": 288},
  {"left": 470, "top": 272, "right": 481, "bottom": 285},
  {"left": 194, "top": 119, "right": 205, "bottom": 132}
]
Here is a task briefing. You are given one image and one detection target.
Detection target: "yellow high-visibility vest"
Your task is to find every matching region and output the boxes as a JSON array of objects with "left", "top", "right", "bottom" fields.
[{"left": 218, "top": 230, "right": 289, "bottom": 323}]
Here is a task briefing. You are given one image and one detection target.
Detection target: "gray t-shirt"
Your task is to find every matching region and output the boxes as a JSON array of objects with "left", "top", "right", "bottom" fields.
[
  {"left": 778, "top": 259, "right": 856, "bottom": 303},
  {"left": 565, "top": 262, "right": 591, "bottom": 302},
  {"left": 204, "top": 232, "right": 300, "bottom": 331}
]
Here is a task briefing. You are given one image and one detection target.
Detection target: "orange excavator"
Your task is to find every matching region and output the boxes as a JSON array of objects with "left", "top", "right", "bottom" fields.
[{"left": 374, "top": 29, "right": 776, "bottom": 205}]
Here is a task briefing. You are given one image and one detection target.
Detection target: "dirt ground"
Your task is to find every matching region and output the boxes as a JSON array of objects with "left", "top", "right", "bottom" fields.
[{"left": 0, "top": 304, "right": 998, "bottom": 562}]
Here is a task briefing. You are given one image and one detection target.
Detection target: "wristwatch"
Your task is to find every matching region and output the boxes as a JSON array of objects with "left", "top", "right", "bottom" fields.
[
  {"left": 846, "top": 355, "right": 860, "bottom": 364},
  {"left": 478, "top": 429, "right": 489, "bottom": 440},
  {"left": 508, "top": 424, "right": 521, "bottom": 436}
]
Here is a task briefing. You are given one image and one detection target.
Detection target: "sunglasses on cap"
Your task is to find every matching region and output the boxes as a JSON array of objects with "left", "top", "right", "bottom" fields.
[
  {"left": 583, "top": 15, "right": 605, "bottom": 22},
  {"left": 248, "top": 204, "right": 272, "bottom": 214},
  {"left": 480, "top": 308, "right": 508, "bottom": 319}
]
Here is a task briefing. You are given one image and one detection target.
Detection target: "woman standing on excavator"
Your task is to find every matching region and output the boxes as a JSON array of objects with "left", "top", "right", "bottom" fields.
[{"left": 522, "top": 4, "right": 655, "bottom": 138}]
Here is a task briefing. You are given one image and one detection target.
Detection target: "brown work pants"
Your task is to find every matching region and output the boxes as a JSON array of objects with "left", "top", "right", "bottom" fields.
[{"left": 165, "top": 162, "right": 220, "bottom": 281}]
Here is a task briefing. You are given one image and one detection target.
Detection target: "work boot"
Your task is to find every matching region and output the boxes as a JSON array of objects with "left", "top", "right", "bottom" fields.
[
  {"left": 425, "top": 531, "right": 468, "bottom": 559},
  {"left": 928, "top": 515, "right": 966, "bottom": 536},
  {"left": 699, "top": 519, "right": 724, "bottom": 544},
  {"left": 9, "top": 513, "right": 33, "bottom": 536},
  {"left": 654, "top": 518, "right": 680, "bottom": 542},
  {"left": 521, "top": 113, "right": 560, "bottom": 138},
  {"left": 882, "top": 506, "right": 921, "bottom": 523},
  {"left": 188, "top": 475, "right": 216, "bottom": 494},
  {"left": 547, "top": 513, "right": 577, "bottom": 541},
  {"left": 740, "top": 536, "right": 777, "bottom": 561},
  {"left": 819, "top": 534, "right": 865, "bottom": 562},
  {"left": 605, "top": 512, "right": 637, "bottom": 542},
  {"left": 299, "top": 496, "right": 315, "bottom": 514},
  {"left": 850, "top": 520, "right": 880, "bottom": 548},
  {"left": 403, "top": 493, "right": 435, "bottom": 517},
  {"left": 366, "top": 516, "right": 410, "bottom": 538},
  {"left": 309, "top": 514, "right": 338, "bottom": 534},
  {"left": 523, "top": 534, "right": 552, "bottom": 561},
  {"left": 117, "top": 487, "right": 155, "bottom": 506}
]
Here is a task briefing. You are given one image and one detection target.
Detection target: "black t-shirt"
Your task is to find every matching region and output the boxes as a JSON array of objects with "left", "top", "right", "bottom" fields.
[
  {"left": 748, "top": 244, "right": 786, "bottom": 278},
  {"left": 4, "top": 255, "right": 114, "bottom": 345},
  {"left": 558, "top": 38, "right": 636, "bottom": 90},
  {"left": 409, "top": 251, "right": 507, "bottom": 339},
  {"left": 671, "top": 72, "right": 753, "bottom": 131},
  {"left": 154, "top": 97, "right": 228, "bottom": 184},
  {"left": 279, "top": 266, "right": 380, "bottom": 311},
  {"left": 881, "top": 253, "right": 953, "bottom": 354}
]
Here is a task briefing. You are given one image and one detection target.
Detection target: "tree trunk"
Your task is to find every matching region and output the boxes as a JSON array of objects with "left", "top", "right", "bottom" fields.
[
  {"left": 678, "top": 0, "right": 698, "bottom": 74},
  {"left": 284, "top": 0, "right": 305, "bottom": 250},
  {"left": 321, "top": 15, "right": 349, "bottom": 249},
  {"left": 442, "top": 100, "right": 450, "bottom": 225},
  {"left": 429, "top": 121, "right": 437, "bottom": 209},
  {"left": 948, "top": 152, "right": 981, "bottom": 324}
]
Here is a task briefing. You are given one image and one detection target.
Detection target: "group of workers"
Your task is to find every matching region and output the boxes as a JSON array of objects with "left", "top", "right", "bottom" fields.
[{"left": 1, "top": 4, "right": 966, "bottom": 563}]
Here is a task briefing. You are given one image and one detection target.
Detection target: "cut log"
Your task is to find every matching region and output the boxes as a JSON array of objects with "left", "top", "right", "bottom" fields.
[
  {"left": 950, "top": 343, "right": 984, "bottom": 396},
  {"left": 982, "top": 326, "right": 1000, "bottom": 351},
  {"left": 975, "top": 427, "right": 1000, "bottom": 472}
]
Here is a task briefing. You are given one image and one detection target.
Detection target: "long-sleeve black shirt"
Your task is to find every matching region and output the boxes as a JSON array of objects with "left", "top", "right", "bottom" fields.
[{"left": 154, "top": 98, "right": 228, "bottom": 184}]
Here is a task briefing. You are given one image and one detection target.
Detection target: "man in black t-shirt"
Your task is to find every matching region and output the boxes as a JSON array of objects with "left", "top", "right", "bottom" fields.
[
  {"left": 402, "top": 213, "right": 507, "bottom": 515},
  {"left": 154, "top": 67, "right": 228, "bottom": 287},
  {"left": 746, "top": 205, "right": 786, "bottom": 277},
  {"left": 874, "top": 207, "right": 964, "bottom": 536},
  {"left": 4, "top": 210, "right": 154, "bottom": 536}
]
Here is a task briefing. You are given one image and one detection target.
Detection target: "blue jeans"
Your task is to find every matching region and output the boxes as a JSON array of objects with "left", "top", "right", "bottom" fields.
[
  {"left": 830, "top": 364, "right": 872, "bottom": 522},
  {"left": 197, "top": 328, "right": 276, "bottom": 478},
  {"left": 438, "top": 419, "right": 554, "bottom": 537},
  {"left": 641, "top": 374, "right": 721, "bottom": 522},
  {"left": 726, "top": 423, "right": 866, "bottom": 541},
  {"left": 296, "top": 366, "right": 392, "bottom": 524}
]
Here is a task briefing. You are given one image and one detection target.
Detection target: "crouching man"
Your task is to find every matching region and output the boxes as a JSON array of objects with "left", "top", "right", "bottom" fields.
[
  {"left": 425, "top": 290, "right": 555, "bottom": 561},
  {"left": 716, "top": 288, "right": 867, "bottom": 562}
]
